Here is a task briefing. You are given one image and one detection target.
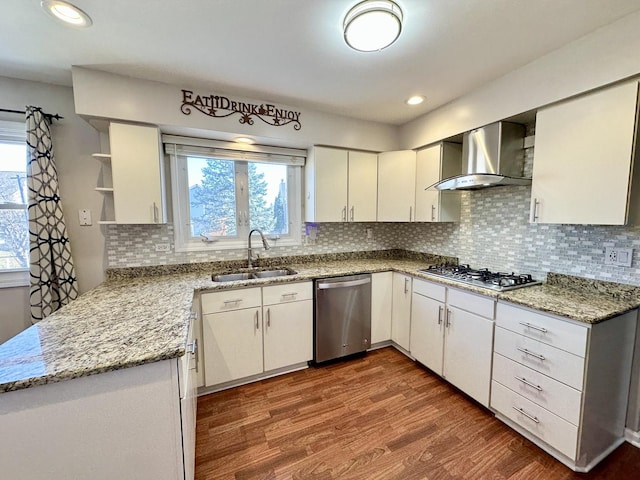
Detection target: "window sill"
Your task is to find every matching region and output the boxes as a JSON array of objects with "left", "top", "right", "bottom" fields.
[
  {"left": 0, "top": 269, "right": 29, "bottom": 288},
  {"left": 175, "top": 236, "right": 300, "bottom": 253}
]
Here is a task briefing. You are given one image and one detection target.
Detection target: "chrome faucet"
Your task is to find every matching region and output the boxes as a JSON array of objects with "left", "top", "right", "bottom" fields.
[{"left": 247, "top": 229, "right": 270, "bottom": 268}]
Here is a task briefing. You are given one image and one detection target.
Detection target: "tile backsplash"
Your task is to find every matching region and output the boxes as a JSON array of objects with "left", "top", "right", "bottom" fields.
[{"left": 106, "top": 124, "right": 640, "bottom": 285}]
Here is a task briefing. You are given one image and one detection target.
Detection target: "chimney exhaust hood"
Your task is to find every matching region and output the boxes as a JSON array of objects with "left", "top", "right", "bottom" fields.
[{"left": 429, "top": 121, "right": 528, "bottom": 191}]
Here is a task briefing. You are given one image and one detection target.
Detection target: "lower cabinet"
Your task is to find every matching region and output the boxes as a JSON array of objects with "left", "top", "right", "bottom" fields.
[
  {"left": 201, "top": 282, "right": 312, "bottom": 389},
  {"left": 371, "top": 271, "right": 393, "bottom": 344},
  {"left": 262, "top": 283, "right": 313, "bottom": 371},
  {"left": 491, "top": 301, "right": 637, "bottom": 472},
  {"left": 410, "top": 278, "right": 495, "bottom": 407},
  {"left": 391, "top": 272, "right": 412, "bottom": 350}
]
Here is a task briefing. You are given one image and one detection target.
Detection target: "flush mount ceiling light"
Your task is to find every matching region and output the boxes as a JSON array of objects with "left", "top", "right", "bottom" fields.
[
  {"left": 406, "top": 95, "right": 425, "bottom": 106},
  {"left": 234, "top": 137, "right": 255, "bottom": 145},
  {"left": 344, "top": 0, "right": 403, "bottom": 52},
  {"left": 41, "top": 0, "right": 93, "bottom": 28}
]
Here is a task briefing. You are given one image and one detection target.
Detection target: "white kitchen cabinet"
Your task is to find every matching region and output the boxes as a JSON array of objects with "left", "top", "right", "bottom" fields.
[
  {"left": 94, "top": 122, "right": 166, "bottom": 224},
  {"left": 443, "top": 303, "right": 494, "bottom": 406},
  {"left": 200, "top": 282, "right": 312, "bottom": 390},
  {"left": 491, "top": 302, "right": 637, "bottom": 472},
  {"left": 391, "top": 272, "right": 412, "bottom": 350},
  {"left": 180, "top": 314, "right": 198, "bottom": 480},
  {"left": 262, "top": 282, "right": 313, "bottom": 371},
  {"left": 410, "top": 278, "right": 495, "bottom": 407},
  {"left": 370, "top": 271, "right": 393, "bottom": 345},
  {"left": 348, "top": 150, "right": 378, "bottom": 221},
  {"left": 202, "top": 307, "right": 263, "bottom": 385},
  {"left": 377, "top": 150, "right": 416, "bottom": 222},
  {"left": 305, "top": 146, "right": 377, "bottom": 222},
  {"left": 410, "top": 282, "right": 445, "bottom": 373},
  {"left": 530, "top": 80, "right": 640, "bottom": 225},
  {"left": 415, "top": 142, "right": 462, "bottom": 222}
]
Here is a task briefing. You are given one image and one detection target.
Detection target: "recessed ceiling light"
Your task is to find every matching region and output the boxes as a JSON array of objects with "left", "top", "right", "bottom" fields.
[
  {"left": 235, "top": 137, "right": 254, "bottom": 145},
  {"left": 344, "top": 0, "right": 403, "bottom": 52},
  {"left": 41, "top": 0, "right": 92, "bottom": 28},
  {"left": 406, "top": 95, "right": 425, "bottom": 106}
]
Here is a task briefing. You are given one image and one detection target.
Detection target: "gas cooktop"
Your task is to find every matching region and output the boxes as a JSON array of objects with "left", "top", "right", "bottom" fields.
[{"left": 417, "top": 264, "right": 542, "bottom": 292}]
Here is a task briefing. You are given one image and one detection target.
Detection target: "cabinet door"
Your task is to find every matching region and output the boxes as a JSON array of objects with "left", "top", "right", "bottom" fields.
[
  {"left": 377, "top": 150, "right": 416, "bottom": 222},
  {"left": 443, "top": 306, "right": 494, "bottom": 407},
  {"left": 415, "top": 145, "right": 441, "bottom": 222},
  {"left": 348, "top": 151, "right": 378, "bottom": 222},
  {"left": 391, "top": 273, "right": 412, "bottom": 350},
  {"left": 531, "top": 81, "right": 639, "bottom": 225},
  {"left": 307, "top": 147, "right": 348, "bottom": 222},
  {"left": 263, "top": 300, "right": 313, "bottom": 371},
  {"left": 202, "top": 308, "right": 263, "bottom": 385},
  {"left": 410, "top": 293, "right": 445, "bottom": 375},
  {"left": 371, "top": 272, "right": 393, "bottom": 344},
  {"left": 110, "top": 122, "right": 165, "bottom": 224}
]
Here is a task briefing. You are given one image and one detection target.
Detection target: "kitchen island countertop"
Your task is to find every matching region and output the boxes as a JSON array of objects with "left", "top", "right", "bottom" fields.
[{"left": 1, "top": 257, "right": 638, "bottom": 394}]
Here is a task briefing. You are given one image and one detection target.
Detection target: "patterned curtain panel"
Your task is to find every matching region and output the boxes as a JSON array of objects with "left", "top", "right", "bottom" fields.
[{"left": 26, "top": 106, "right": 78, "bottom": 322}]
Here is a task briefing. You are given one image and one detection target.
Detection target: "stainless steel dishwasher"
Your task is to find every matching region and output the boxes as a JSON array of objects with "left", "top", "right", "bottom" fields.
[{"left": 314, "top": 273, "right": 371, "bottom": 363}]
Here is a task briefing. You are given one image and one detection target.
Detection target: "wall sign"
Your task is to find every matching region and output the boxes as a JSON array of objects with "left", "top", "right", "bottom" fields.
[{"left": 180, "top": 89, "right": 302, "bottom": 130}]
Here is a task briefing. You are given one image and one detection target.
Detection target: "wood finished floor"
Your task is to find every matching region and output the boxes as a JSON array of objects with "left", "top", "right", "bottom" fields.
[{"left": 195, "top": 347, "right": 640, "bottom": 480}]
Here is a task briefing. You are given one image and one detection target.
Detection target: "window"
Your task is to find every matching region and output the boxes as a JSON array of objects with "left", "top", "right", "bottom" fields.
[
  {"left": 0, "top": 120, "right": 28, "bottom": 287},
  {"left": 168, "top": 138, "right": 304, "bottom": 252}
]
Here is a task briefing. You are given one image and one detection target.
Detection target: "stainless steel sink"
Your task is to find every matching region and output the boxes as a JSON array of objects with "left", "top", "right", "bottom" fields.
[
  {"left": 253, "top": 268, "right": 297, "bottom": 278},
  {"left": 211, "top": 268, "right": 297, "bottom": 282},
  {"left": 212, "top": 272, "right": 255, "bottom": 282}
]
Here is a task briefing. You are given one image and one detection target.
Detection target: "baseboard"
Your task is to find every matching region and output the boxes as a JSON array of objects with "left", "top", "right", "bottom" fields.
[{"left": 625, "top": 428, "right": 640, "bottom": 447}]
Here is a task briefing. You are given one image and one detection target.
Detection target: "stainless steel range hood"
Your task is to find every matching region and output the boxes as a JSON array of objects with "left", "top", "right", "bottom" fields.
[{"left": 429, "top": 121, "right": 528, "bottom": 191}]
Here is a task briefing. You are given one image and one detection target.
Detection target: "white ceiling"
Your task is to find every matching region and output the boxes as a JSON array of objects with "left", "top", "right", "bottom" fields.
[{"left": 2, "top": 0, "right": 640, "bottom": 125}]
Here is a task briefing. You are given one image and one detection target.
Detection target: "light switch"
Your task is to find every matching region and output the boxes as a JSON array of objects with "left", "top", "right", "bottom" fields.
[{"left": 79, "top": 209, "right": 92, "bottom": 226}]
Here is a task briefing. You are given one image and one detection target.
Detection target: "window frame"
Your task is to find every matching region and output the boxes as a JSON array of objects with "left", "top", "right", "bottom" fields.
[
  {"left": 0, "top": 120, "right": 29, "bottom": 288},
  {"left": 168, "top": 140, "right": 303, "bottom": 253}
]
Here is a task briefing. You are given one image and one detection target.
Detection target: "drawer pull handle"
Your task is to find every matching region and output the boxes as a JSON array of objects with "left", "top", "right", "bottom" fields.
[
  {"left": 223, "top": 299, "right": 242, "bottom": 305},
  {"left": 445, "top": 308, "right": 451, "bottom": 328},
  {"left": 515, "top": 376, "right": 543, "bottom": 392},
  {"left": 266, "top": 308, "right": 271, "bottom": 327},
  {"left": 281, "top": 292, "right": 298, "bottom": 298},
  {"left": 517, "top": 347, "right": 545, "bottom": 361},
  {"left": 255, "top": 310, "right": 259, "bottom": 330},
  {"left": 519, "top": 322, "right": 548, "bottom": 333},
  {"left": 438, "top": 306, "right": 443, "bottom": 325},
  {"left": 513, "top": 406, "right": 540, "bottom": 424}
]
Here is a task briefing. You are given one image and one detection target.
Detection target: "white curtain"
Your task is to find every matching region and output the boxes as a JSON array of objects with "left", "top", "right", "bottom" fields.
[{"left": 26, "top": 106, "right": 78, "bottom": 322}]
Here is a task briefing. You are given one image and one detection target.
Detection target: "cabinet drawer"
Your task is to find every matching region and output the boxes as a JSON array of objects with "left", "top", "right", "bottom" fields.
[
  {"left": 492, "top": 353, "right": 582, "bottom": 426},
  {"left": 262, "top": 282, "right": 312, "bottom": 305},
  {"left": 412, "top": 278, "right": 445, "bottom": 302},
  {"left": 447, "top": 287, "right": 495, "bottom": 319},
  {"left": 491, "top": 381, "right": 578, "bottom": 460},
  {"left": 201, "top": 287, "right": 262, "bottom": 314},
  {"left": 494, "top": 327, "right": 585, "bottom": 390},
  {"left": 497, "top": 303, "right": 588, "bottom": 357}
]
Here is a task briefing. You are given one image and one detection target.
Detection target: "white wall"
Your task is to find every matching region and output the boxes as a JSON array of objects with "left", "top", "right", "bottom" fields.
[
  {"left": 0, "top": 76, "right": 103, "bottom": 343},
  {"left": 400, "top": 10, "right": 640, "bottom": 149},
  {"left": 72, "top": 67, "right": 400, "bottom": 152}
]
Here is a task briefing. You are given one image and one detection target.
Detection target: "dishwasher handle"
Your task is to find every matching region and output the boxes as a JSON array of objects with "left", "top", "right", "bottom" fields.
[{"left": 317, "top": 277, "right": 371, "bottom": 290}]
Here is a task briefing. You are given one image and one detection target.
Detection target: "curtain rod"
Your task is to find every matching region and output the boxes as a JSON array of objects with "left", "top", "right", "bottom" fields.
[{"left": 0, "top": 108, "right": 64, "bottom": 122}]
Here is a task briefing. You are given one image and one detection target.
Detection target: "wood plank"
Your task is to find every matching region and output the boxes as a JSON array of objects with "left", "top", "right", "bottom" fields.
[{"left": 195, "top": 347, "right": 640, "bottom": 479}]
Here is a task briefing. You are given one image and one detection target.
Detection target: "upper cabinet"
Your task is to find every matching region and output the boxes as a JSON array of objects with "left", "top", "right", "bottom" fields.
[
  {"left": 95, "top": 122, "right": 167, "bottom": 224},
  {"left": 415, "top": 142, "right": 462, "bottom": 222},
  {"left": 531, "top": 81, "right": 640, "bottom": 225},
  {"left": 377, "top": 150, "right": 416, "bottom": 222},
  {"left": 305, "top": 146, "right": 377, "bottom": 222}
]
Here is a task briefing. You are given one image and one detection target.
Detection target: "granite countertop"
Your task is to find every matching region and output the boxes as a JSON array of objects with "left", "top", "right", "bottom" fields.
[
  {"left": 498, "top": 273, "right": 640, "bottom": 324},
  {"left": 1, "top": 252, "right": 639, "bottom": 394}
]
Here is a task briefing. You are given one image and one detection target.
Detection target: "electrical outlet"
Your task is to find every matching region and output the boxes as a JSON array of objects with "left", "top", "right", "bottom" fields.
[
  {"left": 78, "top": 209, "right": 92, "bottom": 226},
  {"left": 605, "top": 247, "right": 633, "bottom": 267},
  {"left": 366, "top": 228, "right": 373, "bottom": 240},
  {"left": 155, "top": 243, "right": 170, "bottom": 252}
]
